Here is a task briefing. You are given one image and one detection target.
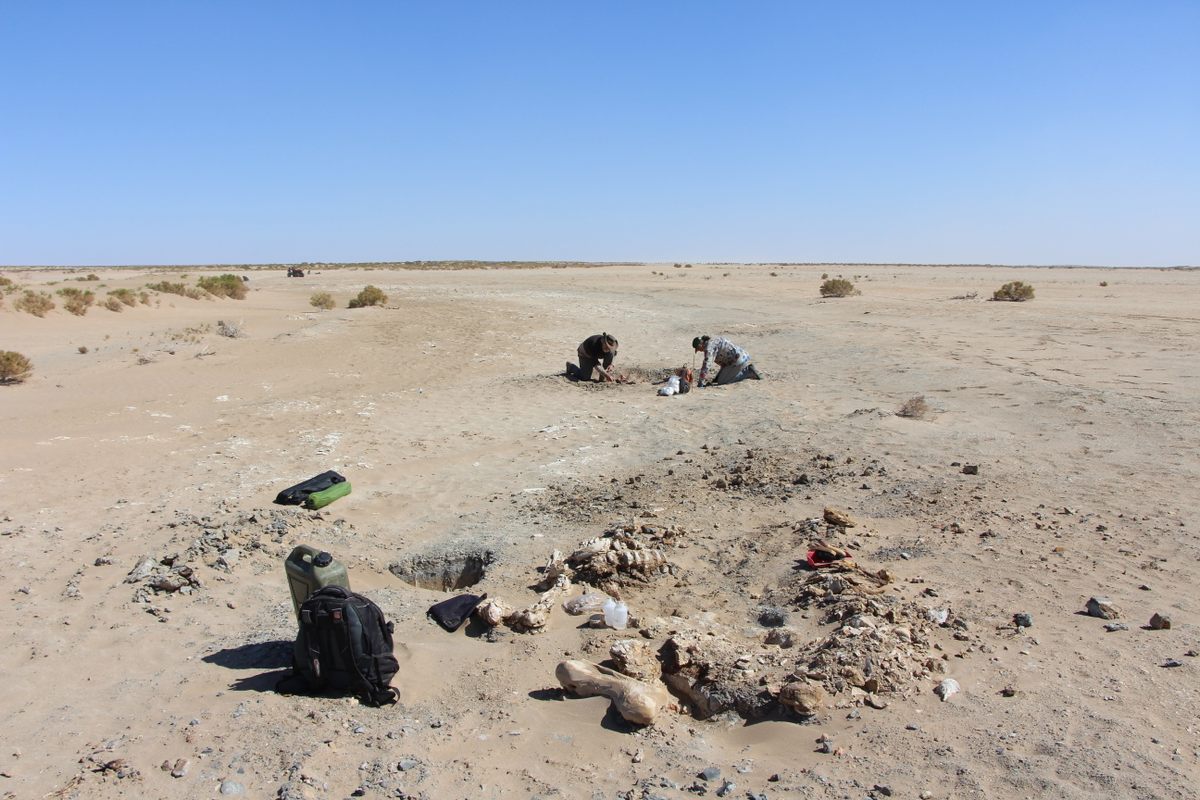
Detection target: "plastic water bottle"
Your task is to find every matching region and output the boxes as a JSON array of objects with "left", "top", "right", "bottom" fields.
[{"left": 603, "top": 598, "right": 629, "bottom": 630}]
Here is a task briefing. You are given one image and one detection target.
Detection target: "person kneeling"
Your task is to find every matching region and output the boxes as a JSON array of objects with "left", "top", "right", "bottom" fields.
[
  {"left": 692, "top": 335, "right": 761, "bottom": 386},
  {"left": 569, "top": 333, "right": 618, "bottom": 382}
]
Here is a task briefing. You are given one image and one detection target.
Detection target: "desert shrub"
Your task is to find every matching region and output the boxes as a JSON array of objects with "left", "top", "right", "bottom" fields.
[
  {"left": 198, "top": 274, "right": 248, "bottom": 299},
  {"left": 0, "top": 276, "right": 17, "bottom": 292},
  {"left": 949, "top": 291, "right": 978, "bottom": 300},
  {"left": 896, "top": 395, "right": 929, "bottom": 419},
  {"left": 15, "top": 290, "right": 55, "bottom": 316},
  {"left": 216, "top": 319, "right": 242, "bottom": 338},
  {"left": 146, "top": 281, "right": 189, "bottom": 296},
  {"left": 348, "top": 285, "right": 387, "bottom": 308},
  {"left": 78, "top": 345, "right": 89, "bottom": 354},
  {"left": 0, "top": 351, "right": 33, "bottom": 383},
  {"left": 821, "top": 272, "right": 829, "bottom": 279},
  {"left": 57, "top": 288, "right": 95, "bottom": 316},
  {"left": 103, "top": 296, "right": 124, "bottom": 312},
  {"left": 310, "top": 292, "right": 335, "bottom": 310},
  {"left": 108, "top": 288, "right": 137, "bottom": 307},
  {"left": 1099, "top": 281, "right": 1108, "bottom": 287},
  {"left": 820, "top": 278, "right": 857, "bottom": 298},
  {"left": 73, "top": 273, "right": 99, "bottom": 281},
  {"left": 992, "top": 281, "right": 1034, "bottom": 302}
]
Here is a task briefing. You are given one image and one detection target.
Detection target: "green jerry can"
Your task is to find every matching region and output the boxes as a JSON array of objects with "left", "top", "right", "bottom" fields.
[
  {"left": 285, "top": 544, "right": 351, "bottom": 622},
  {"left": 304, "top": 481, "right": 351, "bottom": 509}
]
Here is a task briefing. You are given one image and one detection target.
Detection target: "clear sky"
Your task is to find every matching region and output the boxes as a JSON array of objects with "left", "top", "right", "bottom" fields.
[{"left": 1, "top": 1, "right": 1197, "bottom": 266}]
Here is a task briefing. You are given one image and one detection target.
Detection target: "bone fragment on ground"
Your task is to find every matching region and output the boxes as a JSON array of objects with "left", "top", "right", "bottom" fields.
[
  {"left": 823, "top": 506, "right": 856, "bottom": 527},
  {"left": 510, "top": 574, "right": 570, "bottom": 632},
  {"left": 475, "top": 597, "right": 513, "bottom": 627},
  {"left": 555, "top": 659, "right": 672, "bottom": 725}
]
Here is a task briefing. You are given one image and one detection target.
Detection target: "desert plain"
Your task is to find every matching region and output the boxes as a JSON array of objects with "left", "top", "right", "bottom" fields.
[{"left": 0, "top": 262, "right": 1197, "bottom": 799}]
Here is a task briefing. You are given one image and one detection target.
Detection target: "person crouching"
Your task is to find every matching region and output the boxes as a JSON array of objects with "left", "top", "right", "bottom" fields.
[
  {"left": 570, "top": 333, "right": 618, "bottom": 382},
  {"left": 692, "top": 335, "right": 761, "bottom": 386}
]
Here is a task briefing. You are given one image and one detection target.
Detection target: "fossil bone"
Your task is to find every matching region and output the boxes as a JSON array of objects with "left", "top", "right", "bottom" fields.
[
  {"left": 475, "top": 597, "right": 513, "bottom": 627},
  {"left": 509, "top": 574, "right": 569, "bottom": 633},
  {"left": 555, "top": 659, "right": 673, "bottom": 725}
]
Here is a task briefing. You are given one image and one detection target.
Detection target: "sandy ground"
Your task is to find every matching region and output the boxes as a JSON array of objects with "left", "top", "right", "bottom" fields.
[{"left": 0, "top": 263, "right": 1197, "bottom": 800}]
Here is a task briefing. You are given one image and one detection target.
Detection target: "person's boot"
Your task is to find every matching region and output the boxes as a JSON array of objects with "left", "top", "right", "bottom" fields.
[{"left": 747, "top": 364, "right": 762, "bottom": 380}]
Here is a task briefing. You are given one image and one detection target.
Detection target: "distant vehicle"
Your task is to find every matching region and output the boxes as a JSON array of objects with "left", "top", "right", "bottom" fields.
[{"left": 287, "top": 267, "right": 305, "bottom": 277}]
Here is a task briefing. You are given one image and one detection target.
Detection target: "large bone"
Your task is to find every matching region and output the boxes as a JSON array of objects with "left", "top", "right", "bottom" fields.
[{"left": 555, "top": 660, "right": 673, "bottom": 725}]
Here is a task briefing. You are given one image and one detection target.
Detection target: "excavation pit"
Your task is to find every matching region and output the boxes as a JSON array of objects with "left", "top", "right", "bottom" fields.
[{"left": 390, "top": 546, "right": 495, "bottom": 591}]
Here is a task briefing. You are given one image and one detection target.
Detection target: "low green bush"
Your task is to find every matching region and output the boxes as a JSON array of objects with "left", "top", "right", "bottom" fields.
[
  {"left": 146, "top": 281, "right": 189, "bottom": 296},
  {"left": 108, "top": 288, "right": 138, "bottom": 307},
  {"left": 819, "top": 278, "right": 857, "bottom": 298},
  {"left": 57, "top": 287, "right": 96, "bottom": 316},
  {"left": 198, "top": 274, "right": 248, "bottom": 299},
  {"left": 348, "top": 285, "right": 387, "bottom": 308},
  {"left": 992, "top": 281, "right": 1034, "bottom": 302}
]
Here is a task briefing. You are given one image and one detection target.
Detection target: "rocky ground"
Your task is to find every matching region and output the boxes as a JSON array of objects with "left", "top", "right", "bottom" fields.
[{"left": 1, "top": 263, "right": 1197, "bottom": 799}]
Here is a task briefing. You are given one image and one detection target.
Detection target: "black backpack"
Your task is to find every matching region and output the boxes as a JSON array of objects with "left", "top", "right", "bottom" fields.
[{"left": 278, "top": 586, "right": 400, "bottom": 706}]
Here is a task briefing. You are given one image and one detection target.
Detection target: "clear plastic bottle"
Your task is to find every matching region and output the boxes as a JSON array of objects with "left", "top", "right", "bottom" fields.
[{"left": 603, "top": 598, "right": 629, "bottom": 630}]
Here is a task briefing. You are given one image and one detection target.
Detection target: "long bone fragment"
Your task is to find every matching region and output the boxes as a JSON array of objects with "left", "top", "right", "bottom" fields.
[{"left": 555, "top": 659, "right": 673, "bottom": 725}]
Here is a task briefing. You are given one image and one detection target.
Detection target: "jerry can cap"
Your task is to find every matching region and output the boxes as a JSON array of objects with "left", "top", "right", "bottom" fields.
[{"left": 313, "top": 551, "right": 333, "bottom": 568}]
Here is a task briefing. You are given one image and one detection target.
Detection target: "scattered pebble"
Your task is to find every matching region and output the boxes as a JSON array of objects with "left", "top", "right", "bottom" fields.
[
  {"left": 699, "top": 766, "right": 721, "bottom": 781},
  {"left": 219, "top": 780, "right": 245, "bottom": 795},
  {"left": 1162, "top": 659, "right": 1184, "bottom": 668},
  {"left": 1013, "top": 613, "right": 1033, "bottom": 628},
  {"left": 1104, "top": 622, "right": 1129, "bottom": 633}
]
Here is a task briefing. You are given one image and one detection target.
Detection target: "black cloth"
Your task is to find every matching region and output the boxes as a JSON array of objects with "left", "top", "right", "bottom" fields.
[{"left": 427, "top": 593, "right": 486, "bottom": 632}]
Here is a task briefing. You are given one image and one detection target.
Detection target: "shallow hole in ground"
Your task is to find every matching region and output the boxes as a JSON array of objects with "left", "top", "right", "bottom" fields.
[{"left": 389, "top": 548, "right": 495, "bottom": 591}]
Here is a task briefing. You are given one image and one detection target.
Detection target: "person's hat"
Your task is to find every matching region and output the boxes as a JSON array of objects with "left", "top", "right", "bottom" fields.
[{"left": 602, "top": 333, "right": 618, "bottom": 350}]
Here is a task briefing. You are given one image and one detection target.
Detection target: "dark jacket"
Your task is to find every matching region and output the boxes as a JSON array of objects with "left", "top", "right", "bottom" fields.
[{"left": 578, "top": 334, "right": 615, "bottom": 368}]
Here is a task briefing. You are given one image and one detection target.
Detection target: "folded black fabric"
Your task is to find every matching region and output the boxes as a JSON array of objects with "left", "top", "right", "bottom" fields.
[
  {"left": 427, "top": 593, "right": 486, "bottom": 632},
  {"left": 275, "top": 471, "right": 346, "bottom": 505}
]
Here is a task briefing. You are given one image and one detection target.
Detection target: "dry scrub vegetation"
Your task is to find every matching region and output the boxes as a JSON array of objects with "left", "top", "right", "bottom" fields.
[
  {"left": 896, "top": 395, "right": 929, "bottom": 419},
  {"left": 197, "top": 274, "right": 248, "bottom": 299},
  {"left": 56, "top": 287, "right": 96, "bottom": 316},
  {"left": 0, "top": 351, "right": 33, "bottom": 384},
  {"left": 348, "top": 285, "right": 387, "bottom": 308},
  {"left": 15, "top": 290, "right": 55, "bottom": 317},
  {"left": 820, "top": 278, "right": 858, "bottom": 298},
  {"left": 992, "top": 281, "right": 1035, "bottom": 301},
  {"left": 310, "top": 292, "right": 335, "bottom": 310}
]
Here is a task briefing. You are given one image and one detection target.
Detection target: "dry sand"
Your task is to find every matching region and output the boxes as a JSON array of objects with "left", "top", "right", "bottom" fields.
[{"left": 1, "top": 263, "right": 1197, "bottom": 799}]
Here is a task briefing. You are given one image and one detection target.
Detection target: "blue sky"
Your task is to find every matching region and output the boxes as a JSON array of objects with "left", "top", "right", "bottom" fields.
[{"left": 1, "top": 2, "right": 1196, "bottom": 266}]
